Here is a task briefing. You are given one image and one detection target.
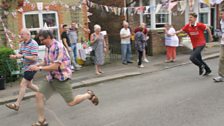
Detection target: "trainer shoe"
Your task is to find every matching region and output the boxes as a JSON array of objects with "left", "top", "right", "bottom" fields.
[{"left": 213, "top": 76, "right": 224, "bottom": 82}]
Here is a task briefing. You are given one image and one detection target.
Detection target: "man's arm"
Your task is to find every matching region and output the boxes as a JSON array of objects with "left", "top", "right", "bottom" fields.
[
  {"left": 175, "top": 29, "right": 184, "bottom": 34},
  {"left": 206, "top": 26, "right": 213, "bottom": 42},
  {"left": 29, "top": 62, "right": 60, "bottom": 71},
  {"left": 120, "top": 34, "right": 130, "bottom": 39}
]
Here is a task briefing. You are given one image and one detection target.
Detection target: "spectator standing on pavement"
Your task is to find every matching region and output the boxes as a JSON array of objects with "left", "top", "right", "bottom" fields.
[
  {"left": 134, "top": 23, "right": 149, "bottom": 63},
  {"left": 61, "top": 24, "right": 76, "bottom": 70},
  {"left": 164, "top": 24, "right": 179, "bottom": 63},
  {"left": 176, "top": 12, "right": 213, "bottom": 76},
  {"left": 90, "top": 24, "right": 107, "bottom": 75},
  {"left": 69, "top": 21, "right": 82, "bottom": 69},
  {"left": 5, "top": 29, "right": 39, "bottom": 111},
  {"left": 29, "top": 30, "right": 99, "bottom": 126},
  {"left": 120, "top": 21, "right": 133, "bottom": 65},
  {"left": 135, "top": 27, "right": 146, "bottom": 68},
  {"left": 214, "top": 9, "right": 224, "bottom": 82}
]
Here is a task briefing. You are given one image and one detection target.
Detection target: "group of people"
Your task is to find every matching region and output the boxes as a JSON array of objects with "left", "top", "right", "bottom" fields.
[
  {"left": 124, "top": 12, "right": 214, "bottom": 77},
  {"left": 120, "top": 21, "right": 149, "bottom": 68},
  {"left": 4, "top": 11, "right": 224, "bottom": 125},
  {"left": 5, "top": 28, "right": 99, "bottom": 126},
  {"left": 61, "top": 23, "right": 107, "bottom": 75}
]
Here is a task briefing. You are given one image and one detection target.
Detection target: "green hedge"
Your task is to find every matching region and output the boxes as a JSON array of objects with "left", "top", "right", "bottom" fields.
[{"left": 0, "top": 46, "right": 17, "bottom": 82}]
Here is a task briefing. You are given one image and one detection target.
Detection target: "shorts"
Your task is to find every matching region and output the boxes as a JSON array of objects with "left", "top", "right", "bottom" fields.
[
  {"left": 23, "top": 71, "right": 36, "bottom": 81},
  {"left": 39, "top": 79, "right": 74, "bottom": 103}
]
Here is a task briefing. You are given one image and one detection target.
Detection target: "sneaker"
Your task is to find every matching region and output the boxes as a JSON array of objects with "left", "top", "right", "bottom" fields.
[
  {"left": 213, "top": 76, "right": 224, "bottom": 82},
  {"left": 203, "top": 69, "right": 212, "bottom": 76},
  {"left": 75, "top": 64, "right": 82, "bottom": 68},
  {"left": 127, "top": 61, "right": 133, "bottom": 64},
  {"left": 144, "top": 58, "right": 149, "bottom": 63},
  {"left": 139, "top": 64, "right": 144, "bottom": 68},
  {"left": 122, "top": 62, "right": 128, "bottom": 65},
  {"left": 70, "top": 65, "right": 75, "bottom": 70},
  {"left": 165, "top": 60, "right": 172, "bottom": 63},
  {"left": 199, "top": 65, "right": 205, "bottom": 75}
]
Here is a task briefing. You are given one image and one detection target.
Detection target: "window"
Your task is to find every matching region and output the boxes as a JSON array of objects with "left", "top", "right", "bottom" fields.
[
  {"left": 199, "top": 13, "right": 208, "bottom": 24},
  {"left": 199, "top": 3, "right": 210, "bottom": 25},
  {"left": 155, "top": 0, "right": 169, "bottom": 28},
  {"left": 23, "top": 11, "right": 59, "bottom": 45}
]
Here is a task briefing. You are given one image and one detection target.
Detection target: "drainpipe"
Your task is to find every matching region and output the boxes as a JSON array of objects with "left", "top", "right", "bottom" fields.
[
  {"left": 139, "top": 0, "right": 143, "bottom": 24},
  {"left": 124, "top": 0, "right": 127, "bottom": 21}
]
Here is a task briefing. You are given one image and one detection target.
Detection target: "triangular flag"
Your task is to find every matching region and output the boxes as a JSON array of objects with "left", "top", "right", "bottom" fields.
[
  {"left": 17, "top": 8, "right": 24, "bottom": 13},
  {"left": 11, "top": 11, "right": 17, "bottom": 18},
  {"left": 168, "top": 2, "right": 178, "bottom": 12},
  {"left": 124, "top": 7, "right": 127, "bottom": 15},
  {"left": 155, "top": 4, "right": 162, "bottom": 14},
  {"left": 43, "top": 23, "right": 49, "bottom": 30},
  {"left": 189, "top": 0, "right": 195, "bottom": 11}
]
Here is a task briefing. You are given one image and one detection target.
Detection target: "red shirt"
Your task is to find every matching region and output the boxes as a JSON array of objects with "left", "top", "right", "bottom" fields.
[
  {"left": 182, "top": 22, "right": 206, "bottom": 48},
  {"left": 134, "top": 27, "right": 148, "bottom": 35}
]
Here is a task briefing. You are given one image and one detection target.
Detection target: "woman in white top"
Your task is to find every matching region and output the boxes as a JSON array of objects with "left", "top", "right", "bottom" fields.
[{"left": 164, "top": 24, "right": 179, "bottom": 62}]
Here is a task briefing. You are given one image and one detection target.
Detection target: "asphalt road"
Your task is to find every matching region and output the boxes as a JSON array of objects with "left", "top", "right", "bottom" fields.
[{"left": 1, "top": 58, "right": 224, "bottom": 126}]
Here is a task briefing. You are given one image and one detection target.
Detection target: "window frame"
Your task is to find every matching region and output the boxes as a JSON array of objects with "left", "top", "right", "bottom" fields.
[{"left": 22, "top": 11, "right": 60, "bottom": 41}]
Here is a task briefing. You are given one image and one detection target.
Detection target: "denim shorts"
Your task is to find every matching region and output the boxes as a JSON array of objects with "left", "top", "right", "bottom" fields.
[{"left": 23, "top": 71, "right": 36, "bottom": 81}]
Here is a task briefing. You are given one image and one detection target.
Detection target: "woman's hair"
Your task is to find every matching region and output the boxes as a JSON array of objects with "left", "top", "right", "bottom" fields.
[
  {"left": 165, "top": 23, "right": 172, "bottom": 27},
  {"left": 94, "top": 24, "right": 101, "bottom": 31},
  {"left": 138, "top": 27, "right": 143, "bottom": 31},
  {"left": 38, "top": 30, "right": 54, "bottom": 39}
]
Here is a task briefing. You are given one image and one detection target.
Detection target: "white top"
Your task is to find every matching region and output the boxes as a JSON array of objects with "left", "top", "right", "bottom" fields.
[
  {"left": 120, "top": 28, "right": 131, "bottom": 44},
  {"left": 220, "top": 20, "right": 224, "bottom": 45},
  {"left": 165, "top": 28, "right": 179, "bottom": 47}
]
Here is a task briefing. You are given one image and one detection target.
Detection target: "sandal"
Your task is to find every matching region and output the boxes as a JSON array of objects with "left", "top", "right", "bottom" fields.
[
  {"left": 5, "top": 103, "right": 19, "bottom": 111},
  {"left": 87, "top": 90, "right": 99, "bottom": 106},
  {"left": 32, "top": 118, "right": 48, "bottom": 126}
]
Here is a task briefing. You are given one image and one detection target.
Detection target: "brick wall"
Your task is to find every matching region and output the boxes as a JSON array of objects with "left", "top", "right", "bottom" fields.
[
  {"left": 89, "top": 0, "right": 125, "bottom": 54},
  {"left": 5, "top": 0, "right": 85, "bottom": 44},
  {"left": 147, "top": 30, "right": 166, "bottom": 56}
]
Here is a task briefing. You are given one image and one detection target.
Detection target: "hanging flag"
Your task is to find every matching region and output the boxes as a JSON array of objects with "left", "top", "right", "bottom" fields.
[
  {"left": 144, "top": 6, "right": 150, "bottom": 14},
  {"left": 31, "top": 3, "right": 36, "bottom": 10},
  {"left": 189, "top": 0, "right": 194, "bottom": 11},
  {"left": 203, "top": 0, "right": 210, "bottom": 6},
  {"left": 71, "top": 6, "right": 76, "bottom": 11},
  {"left": 17, "top": 8, "right": 24, "bottom": 13},
  {"left": 209, "top": 0, "right": 223, "bottom": 5},
  {"left": 178, "top": 1, "right": 186, "bottom": 11},
  {"left": 168, "top": 2, "right": 178, "bottom": 12},
  {"left": 11, "top": 11, "right": 17, "bottom": 18},
  {"left": 104, "top": 5, "right": 109, "bottom": 12},
  {"left": 155, "top": 4, "right": 162, "bottom": 14},
  {"left": 123, "top": 7, "right": 127, "bottom": 15},
  {"left": 87, "top": 12, "right": 93, "bottom": 16},
  {"left": 64, "top": 4, "right": 70, "bottom": 9},
  {"left": 45, "top": 5, "right": 50, "bottom": 11}
]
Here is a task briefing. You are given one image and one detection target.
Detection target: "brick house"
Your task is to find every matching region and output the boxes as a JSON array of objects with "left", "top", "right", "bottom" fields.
[
  {"left": 89, "top": 0, "right": 220, "bottom": 56},
  {"left": 0, "top": 0, "right": 89, "bottom": 57}
]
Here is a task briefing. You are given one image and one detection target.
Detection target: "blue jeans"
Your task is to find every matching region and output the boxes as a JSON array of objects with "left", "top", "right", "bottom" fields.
[
  {"left": 71, "top": 43, "right": 77, "bottom": 62},
  {"left": 121, "top": 44, "right": 132, "bottom": 63}
]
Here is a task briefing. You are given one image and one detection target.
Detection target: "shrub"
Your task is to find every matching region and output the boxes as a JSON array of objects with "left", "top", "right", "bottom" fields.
[{"left": 0, "top": 46, "right": 17, "bottom": 82}]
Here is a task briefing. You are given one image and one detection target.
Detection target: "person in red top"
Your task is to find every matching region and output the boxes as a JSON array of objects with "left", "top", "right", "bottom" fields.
[{"left": 176, "top": 12, "right": 213, "bottom": 76}]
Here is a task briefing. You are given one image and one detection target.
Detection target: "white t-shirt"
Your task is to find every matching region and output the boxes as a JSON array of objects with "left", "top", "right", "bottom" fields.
[
  {"left": 165, "top": 28, "right": 179, "bottom": 47},
  {"left": 120, "top": 28, "right": 131, "bottom": 44},
  {"left": 220, "top": 20, "right": 224, "bottom": 45}
]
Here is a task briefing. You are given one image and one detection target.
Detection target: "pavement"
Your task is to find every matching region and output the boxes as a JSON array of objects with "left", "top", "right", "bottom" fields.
[{"left": 0, "top": 42, "right": 221, "bottom": 105}]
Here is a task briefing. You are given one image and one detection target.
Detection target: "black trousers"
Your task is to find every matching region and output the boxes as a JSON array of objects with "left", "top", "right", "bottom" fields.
[
  {"left": 138, "top": 50, "right": 143, "bottom": 65},
  {"left": 190, "top": 45, "right": 211, "bottom": 71}
]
